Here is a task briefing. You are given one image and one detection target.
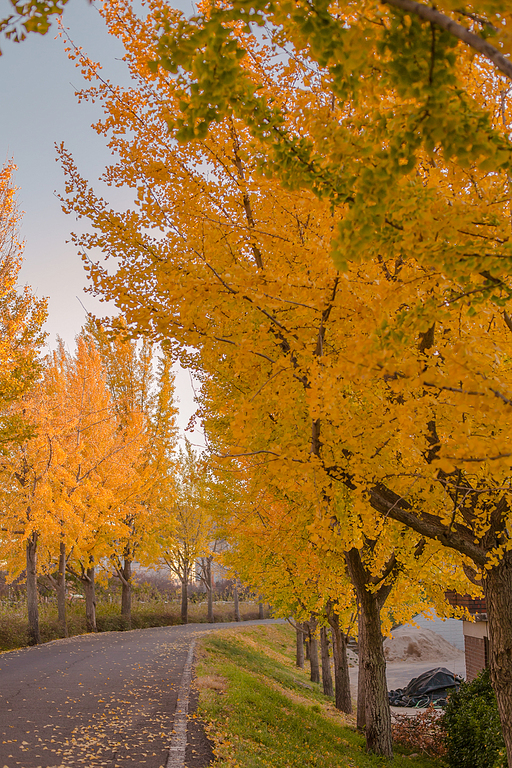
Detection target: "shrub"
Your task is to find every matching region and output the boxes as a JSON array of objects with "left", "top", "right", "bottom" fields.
[
  {"left": 442, "top": 667, "right": 506, "bottom": 768},
  {"left": 0, "top": 614, "right": 28, "bottom": 649},
  {"left": 391, "top": 704, "right": 447, "bottom": 758}
]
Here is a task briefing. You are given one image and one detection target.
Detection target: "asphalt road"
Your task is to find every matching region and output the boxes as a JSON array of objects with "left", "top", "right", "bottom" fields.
[{"left": 0, "top": 619, "right": 279, "bottom": 768}]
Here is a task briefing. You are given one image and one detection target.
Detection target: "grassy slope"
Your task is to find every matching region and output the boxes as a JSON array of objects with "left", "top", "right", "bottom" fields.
[{"left": 196, "top": 623, "right": 443, "bottom": 768}]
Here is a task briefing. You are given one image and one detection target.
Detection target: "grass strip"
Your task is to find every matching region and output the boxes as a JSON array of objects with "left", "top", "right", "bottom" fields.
[
  {"left": 0, "top": 598, "right": 267, "bottom": 651},
  {"left": 196, "top": 623, "right": 444, "bottom": 768}
]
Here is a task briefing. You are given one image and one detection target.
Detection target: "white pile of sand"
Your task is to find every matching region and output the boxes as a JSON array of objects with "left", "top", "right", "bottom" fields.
[{"left": 383, "top": 626, "right": 463, "bottom": 663}]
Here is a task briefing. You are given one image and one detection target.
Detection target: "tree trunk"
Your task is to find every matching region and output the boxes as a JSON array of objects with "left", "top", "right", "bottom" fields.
[
  {"left": 320, "top": 626, "right": 334, "bottom": 697},
  {"left": 304, "top": 622, "right": 310, "bottom": 660},
  {"left": 308, "top": 619, "right": 320, "bottom": 684},
  {"left": 57, "top": 540, "right": 68, "bottom": 638},
  {"left": 296, "top": 623, "right": 305, "bottom": 668},
  {"left": 26, "top": 532, "right": 40, "bottom": 645},
  {"left": 358, "top": 595, "right": 391, "bottom": 755},
  {"left": 357, "top": 610, "right": 366, "bottom": 730},
  {"left": 83, "top": 567, "right": 97, "bottom": 632},
  {"left": 119, "top": 558, "right": 132, "bottom": 628},
  {"left": 233, "top": 583, "right": 241, "bottom": 621},
  {"left": 258, "top": 601, "right": 264, "bottom": 619},
  {"left": 346, "top": 548, "right": 393, "bottom": 757},
  {"left": 483, "top": 553, "right": 512, "bottom": 768},
  {"left": 181, "top": 570, "right": 188, "bottom": 624},
  {"left": 206, "top": 559, "right": 214, "bottom": 623},
  {"left": 207, "top": 586, "right": 214, "bottom": 622},
  {"left": 329, "top": 614, "right": 352, "bottom": 714}
]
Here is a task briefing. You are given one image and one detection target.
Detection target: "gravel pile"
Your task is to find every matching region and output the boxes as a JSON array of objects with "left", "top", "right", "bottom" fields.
[{"left": 384, "top": 626, "right": 463, "bottom": 663}]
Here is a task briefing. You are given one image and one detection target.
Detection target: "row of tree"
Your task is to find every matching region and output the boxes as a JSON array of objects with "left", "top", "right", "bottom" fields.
[
  {"left": 57, "top": 0, "right": 512, "bottom": 762},
  {"left": 0, "top": 163, "right": 221, "bottom": 641}
]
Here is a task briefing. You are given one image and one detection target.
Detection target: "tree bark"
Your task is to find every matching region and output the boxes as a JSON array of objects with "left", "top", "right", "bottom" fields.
[
  {"left": 296, "top": 623, "right": 305, "bottom": 668},
  {"left": 320, "top": 626, "right": 334, "bottom": 697},
  {"left": 205, "top": 558, "right": 214, "bottom": 623},
  {"left": 233, "top": 582, "right": 241, "bottom": 621},
  {"left": 483, "top": 553, "right": 512, "bottom": 768},
  {"left": 346, "top": 548, "right": 393, "bottom": 757},
  {"left": 83, "top": 567, "right": 97, "bottom": 632},
  {"left": 258, "top": 601, "right": 265, "bottom": 619},
  {"left": 26, "top": 532, "right": 40, "bottom": 645},
  {"left": 328, "top": 613, "right": 352, "bottom": 714},
  {"left": 119, "top": 558, "right": 132, "bottom": 628},
  {"left": 360, "top": 603, "right": 391, "bottom": 755},
  {"left": 181, "top": 569, "right": 188, "bottom": 624},
  {"left": 308, "top": 618, "right": 320, "bottom": 684},
  {"left": 305, "top": 624, "right": 310, "bottom": 661},
  {"left": 357, "top": 610, "right": 366, "bottom": 730},
  {"left": 57, "top": 540, "right": 68, "bottom": 638}
]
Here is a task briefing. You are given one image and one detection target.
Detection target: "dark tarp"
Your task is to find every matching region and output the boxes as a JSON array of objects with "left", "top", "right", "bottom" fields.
[{"left": 388, "top": 666, "right": 464, "bottom": 708}]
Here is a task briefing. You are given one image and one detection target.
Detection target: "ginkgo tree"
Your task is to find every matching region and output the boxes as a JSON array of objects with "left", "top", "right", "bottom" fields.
[
  {"left": 0, "top": 161, "right": 46, "bottom": 644},
  {"left": 205, "top": 389, "right": 472, "bottom": 734},
  {"left": 0, "top": 382, "right": 59, "bottom": 645},
  {"left": 152, "top": 0, "right": 512, "bottom": 286},
  {"left": 159, "top": 440, "right": 216, "bottom": 624},
  {"left": 57, "top": 331, "right": 151, "bottom": 633},
  {"left": 0, "top": 161, "right": 47, "bottom": 447},
  {"left": 84, "top": 320, "right": 178, "bottom": 627},
  {"left": 211, "top": 471, "right": 357, "bottom": 713},
  {"left": 60, "top": 0, "right": 512, "bottom": 758},
  {"left": 0, "top": 323, "right": 178, "bottom": 639},
  {"left": 54, "top": 326, "right": 178, "bottom": 632},
  {"left": 0, "top": 330, "right": 140, "bottom": 638}
]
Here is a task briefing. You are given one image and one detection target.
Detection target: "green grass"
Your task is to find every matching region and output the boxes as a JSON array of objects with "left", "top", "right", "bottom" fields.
[{"left": 196, "top": 623, "right": 444, "bottom": 768}]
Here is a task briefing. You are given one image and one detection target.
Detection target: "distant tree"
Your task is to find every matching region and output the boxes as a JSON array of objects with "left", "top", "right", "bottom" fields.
[
  {"left": 85, "top": 321, "right": 178, "bottom": 627},
  {"left": 160, "top": 441, "right": 212, "bottom": 624},
  {"left": 0, "top": 328, "right": 156, "bottom": 639},
  {"left": 196, "top": 537, "right": 226, "bottom": 624}
]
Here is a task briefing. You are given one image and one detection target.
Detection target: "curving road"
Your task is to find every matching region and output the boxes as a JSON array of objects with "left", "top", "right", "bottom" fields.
[{"left": 0, "top": 619, "right": 279, "bottom": 768}]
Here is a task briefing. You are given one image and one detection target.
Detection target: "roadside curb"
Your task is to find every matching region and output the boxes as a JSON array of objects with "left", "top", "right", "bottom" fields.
[{"left": 166, "top": 640, "right": 196, "bottom": 768}]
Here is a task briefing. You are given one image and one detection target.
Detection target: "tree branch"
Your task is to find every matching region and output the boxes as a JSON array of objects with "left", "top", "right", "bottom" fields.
[
  {"left": 382, "top": 0, "right": 512, "bottom": 81},
  {"left": 368, "top": 482, "right": 487, "bottom": 565}
]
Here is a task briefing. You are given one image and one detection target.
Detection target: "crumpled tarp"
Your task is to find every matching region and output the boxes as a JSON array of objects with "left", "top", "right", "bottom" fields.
[{"left": 388, "top": 666, "right": 464, "bottom": 708}]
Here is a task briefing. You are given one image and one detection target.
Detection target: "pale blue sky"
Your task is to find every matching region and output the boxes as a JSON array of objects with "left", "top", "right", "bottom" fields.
[
  {"left": 0, "top": 0, "right": 201, "bottom": 442},
  {"left": 1, "top": 0, "right": 128, "bottom": 345}
]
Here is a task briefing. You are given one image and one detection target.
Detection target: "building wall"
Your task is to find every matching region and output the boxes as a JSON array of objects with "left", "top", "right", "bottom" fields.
[
  {"left": 463, "top": 620, "right": 489, "bottom": 681},
  {"left": 464, "top": 635, "right": 488, "bottom": 681},
  {"left": 445, "top": 590, "right": 487, "bottom": 614}
]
